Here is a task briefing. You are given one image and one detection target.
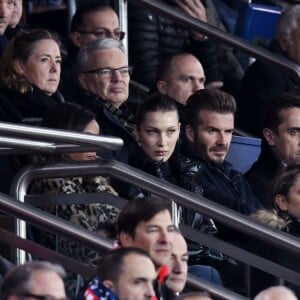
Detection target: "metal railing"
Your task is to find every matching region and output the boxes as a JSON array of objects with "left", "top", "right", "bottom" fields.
[
  {"left": 0, "top": 121, "right": 123, "bottom": 154},
  {"left": 128, "top": 0, "right": 300, "bottom": 84},
  {"left": 0, "top": 192, "right": 246, "bottom": 300},
  {"left": 11, "top": 159, "right": 300, "bottom": 291}
]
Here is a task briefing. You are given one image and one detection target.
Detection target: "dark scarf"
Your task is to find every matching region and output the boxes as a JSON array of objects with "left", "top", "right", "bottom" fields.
[{"left": 86, "top": 91, "right": 136, "bottom": 139}]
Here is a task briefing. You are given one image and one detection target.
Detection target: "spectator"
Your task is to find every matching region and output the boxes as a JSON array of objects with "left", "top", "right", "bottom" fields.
[
  {"left": 117, "top": 196, "right": 176, "bottom": 300},
  {"left": 0, "top": 29, "right": 64, "bottom": 125},
  {"left": 0, "top": 261, "right": 67, "bottom": 300},
  {"left": 5, "top": 0, "right": 23, "bottom": 39},
  {"left": 29, "top": 102, "right": 119, "bottom": 295},
  {"left": 179, "top": 89, "right": 261, "bottom": 217},
  {"left": 251, "top": 163, "right": 300, "bottom": 297},
  {"left": 245, "top": 93, "right": 300, "bottom": 208},
  {"left": 0, "top": 0, "right": 14, "bottom": 55},
  {"left": 75, "top": 38, "right": 136, "bottom": 163},
  {"left": 129, "top": 93, "right": 180, "bottom": 187},
  {"left": 254, "top": 286, "right": 297, "bottom": 300},
  {"left": 156, "top": 53, "right": 205, "bottom": 125},
  {"left": 61, "top": 2, "right": 123, "bottom": 101},
  {"left": 236, "top": 5, "right": 300, "bottom": 137},
  {"left": 77, "top": 247, "right": 156, "bottom": 300}
]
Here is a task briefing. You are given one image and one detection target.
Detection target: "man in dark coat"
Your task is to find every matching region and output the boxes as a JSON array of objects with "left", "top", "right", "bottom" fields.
[
  {"left": 75, "top": 38, "right": 136, "bottom": 164},
  {"left": 245, "top": 92, "right": 300, "bottom": 208},
  {"left": 179, "top": 89, "right": 261, "bottom": 216},
  {"left": 236, "top": 5, "right": 300, "bottom": 137}
]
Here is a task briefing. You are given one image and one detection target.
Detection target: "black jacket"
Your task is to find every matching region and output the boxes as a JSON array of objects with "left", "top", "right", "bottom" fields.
[
  {"left": 0, "top": 86, "right": 64, "bottom": 124},
  {"left": 178, "top": 142, "right": 261, "bottom": 215},
  {"left": 128, "top": 2, "right": 220, "bottom": 88},
  {"left": 236, "top": 40, "right": 299, "bottom": 137},
  {"left": 245, "top": 141, "right": 282, "bottom": 209}
]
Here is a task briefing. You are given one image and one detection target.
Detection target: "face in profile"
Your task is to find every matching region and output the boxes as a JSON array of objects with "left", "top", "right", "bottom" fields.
[
  {"left": 68, "top": 119, "right": 100, "bottom": 161},
  {"left": 264, "top": 107, "right": 300, "bottom": 164},
  {"left": 276, "top": 174, "right": 300, "bottom": 219},
  {"left": 166, "top": 233, "right": 188, "bottom": 294},
  {"left": 0, "top": 0, "right": 14, "bottom": 34},
  {"left": 137, "top": 110, "right": 180, "bottom": 162},
  {"left": 186, "top": 110, "right": 234, "bottom": 164},
  {"left": 120, "top": 209, "right": 175, "bottom": 268},
  {"left": 79, "top": 48, "right": 130, "bottom": 108},
  {"left": 108, "top": 253, "right": 156, "bottom": 300},
  {"left": 16, "top": 38, "right": 61, "bottom": 96},
  {"left": 9, "top": 0, "right": 22, "bottom": 28},
  {"left": 157, "top": 54, "right": 205, "bottom": 105}
]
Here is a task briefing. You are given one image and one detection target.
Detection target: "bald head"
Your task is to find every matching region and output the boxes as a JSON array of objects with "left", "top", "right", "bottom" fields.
[{"left": 254, "top": 286, "right": 297, "bottom": 300}]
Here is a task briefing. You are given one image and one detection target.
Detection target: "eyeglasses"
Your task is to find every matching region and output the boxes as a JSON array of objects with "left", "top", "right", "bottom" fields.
[
  {"left": 82, "top": 66, "right": 133, "bottom": 78},
  {"left": 17, "top": 293, "right": 68, "bottom": 300},
  {"left": 78, "top": 29, "right": 125, "bottom": 40}
]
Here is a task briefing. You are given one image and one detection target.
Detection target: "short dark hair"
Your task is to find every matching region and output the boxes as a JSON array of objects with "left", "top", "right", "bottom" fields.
[
  {"left": 156, "top": 52, "right": 191, "bottom": 82},
  {"left": 71, "top": 2, "right": 114, "bottom": 32},
  {"left": 263, "top": 92, "right": 300, "bottom": 134},
  {"left": 136, "top": 92, "right": 179, "bottom": 128},
  {"left": 117, "top": 196, "right": 172, "bottom": 238},
  {"left": 97, "top": 247, "right": 151, "bottom": 283},
  {"left": 185, "top": 89, "right": 236, "bottom": 129}
]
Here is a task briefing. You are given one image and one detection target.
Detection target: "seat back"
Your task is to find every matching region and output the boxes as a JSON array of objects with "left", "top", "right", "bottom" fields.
[
  {"left": 235, "top": 2, "right": 282, "bottom": 45},
  {"left": 226, "top": 135, "right": 261, "bottom": 174}
]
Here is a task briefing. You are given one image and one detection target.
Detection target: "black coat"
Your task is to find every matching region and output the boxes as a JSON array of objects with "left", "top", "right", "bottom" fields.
[
  {"left": 178, "top": 143, "right": 261, "bottom": 215},
  {"left": 245, "top": 141, "right": 282, "bottom": 209},
  {"left": 128, "top": 2, "right": 220, "bottom": 88},
  {"left": 0, "top": 86, "right": 64, "bottom": 124},
  {"left": 236, "top": 40, "right": 298, "bottom": 137}
]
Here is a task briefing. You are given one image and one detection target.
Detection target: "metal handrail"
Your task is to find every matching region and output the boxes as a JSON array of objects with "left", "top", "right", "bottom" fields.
[
  {"left": 11, "top": 159, "right": 300, "bottom": 255},
  {"left": 0, "top": 121, "right": 123, "bottom": 152},
  {"left": 128, "top": 0, "right": 300, "bottom": 84},
  {"left": 0, "top": 193, "right": 246, "bottom": 300}
]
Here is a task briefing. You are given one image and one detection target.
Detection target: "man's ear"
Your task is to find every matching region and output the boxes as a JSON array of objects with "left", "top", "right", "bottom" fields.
[
  {"left": 263, "top": 128, "right": 275, "bottom": 146},
  {"left": 103, "top": 279, "right": 116, "bottom": 292},
  {"left": 78, "top": 74, "right": 87, "bottom": 90},
  {"left": 119, "top": 231, "right": 134, "bottom": 247},
  {"left": 156, "top": 80, "right": 167, "bottom": 94},
  {"left": 275, "top": 194, "right": 289, "bottom": 211},
  {"left": 70, "top": 32, "right": 82, "bottom": 48},
  {"left": 185, "top": 125, "right": 195, "bottom": 143}
]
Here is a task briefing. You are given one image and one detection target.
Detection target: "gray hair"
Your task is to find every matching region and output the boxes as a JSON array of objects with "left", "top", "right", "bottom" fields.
[
  {"left": 0, "top": 261, "right": 66, "bottom": 300},
  {"left": 76, "top": 38, "right": 125, "bottom": 74},
  {"left": 176, "top": 291, "right": 212, "bottom": 300},
  {"left": 276, "top": 4, "right": 300, "bottom": 45}
]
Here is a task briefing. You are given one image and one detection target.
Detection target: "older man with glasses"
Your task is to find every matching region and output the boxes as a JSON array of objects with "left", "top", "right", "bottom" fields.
[
  {"left": 0, "top": 261, "right": 67, "bottom": 300},
  {"left": 61, "top": 2, "right": 125, "bottom": 101},
  {"left": 75, "top": 38, "right": 135, "bottom": 167}
]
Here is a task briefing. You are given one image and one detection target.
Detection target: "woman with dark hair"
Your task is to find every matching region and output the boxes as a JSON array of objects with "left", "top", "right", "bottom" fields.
[
  {"left": 253, "top": 163, "right": 300, "bottom": 235},
  {"left": 129, "top": 92, "right": 180, "bottom": 185},
  {"left": 250, "top": 163, "right": 300, "bottom": 297},
  {"left": 0, "top": 29, "right": 64, "bottom": 124},
  {"left": 30, "top": 102, "right": 119, "bottom": 295}
]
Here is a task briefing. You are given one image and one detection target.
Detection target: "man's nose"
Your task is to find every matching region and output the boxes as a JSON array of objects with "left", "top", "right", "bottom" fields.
[
  {"left": 172, "top": 259, "right": 183, "bottom": 273},
  {"left": 192, "top": 80, "right": 204, "bottom": 91},
  {"left": 111, "top": 69, "right": 123, "bottom": 81},
  {"left": 145, "top": 282, "right": 156, "bottom": 298},
  {"left": 217, "top": 132, "right": 226, "bottom": 144}
]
